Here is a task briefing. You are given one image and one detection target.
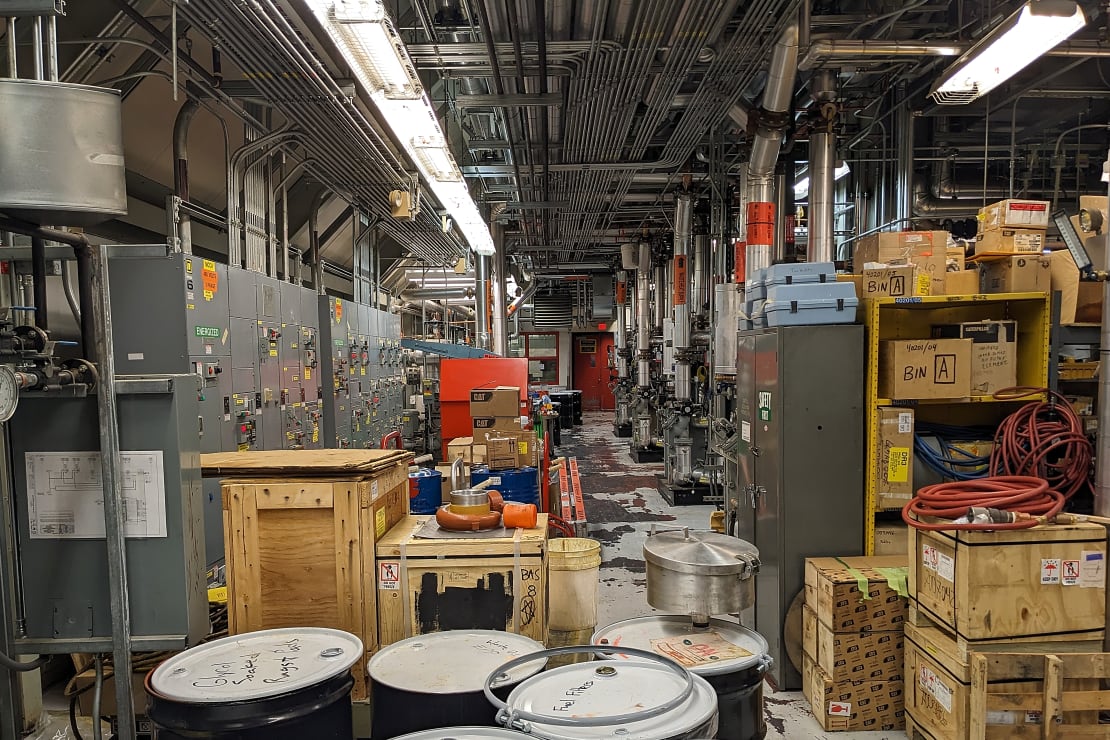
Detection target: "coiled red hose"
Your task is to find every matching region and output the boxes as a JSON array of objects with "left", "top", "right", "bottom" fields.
[
  {"left": 903, "top": 475, "right": 1065, "bottom": 530},
  {"left": 989, "top": 387, "right": 1092, "bottom": 500}
]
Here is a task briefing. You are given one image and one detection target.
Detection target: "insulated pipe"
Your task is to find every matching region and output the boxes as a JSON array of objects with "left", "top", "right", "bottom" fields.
[
  {"left": 809, "top": 70, "right": 837, "bottom": 263},
  {"left": 403, "top": 288, "right": 470, "bottom": 300},
  {"left": 474, "top": 254, "right": 490, "bottom": 350},
  {"left": 490, "top": 224, "right": 508, "bottom": 355},
  {"left": 31, "top": 237, "right": 47, "bottom": 331},
  {"left": 654, "top": 263, "right": 666, "bottom": 336},
  {"left": 692, "top": 234, "right": 708, "bottom": 319},
  {"left": 673, "top": 194, "right": 692, "bottom": 352},
  {"left": 745, "top": 22, "right": 799, "bottom": 275},
  {"left": 172, "top": 99, "right": 200, "bottom": 254},
  {"left": 895, "top": 97, "right": 914, "bottom": 224},
  {"left": 636, "top": 242, "right": 652, "bottom": 388}
]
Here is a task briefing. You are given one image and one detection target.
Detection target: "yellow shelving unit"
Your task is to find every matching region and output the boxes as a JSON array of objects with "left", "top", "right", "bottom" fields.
[{"left": 862, "top": 292, "right": 1051, "bottom": 554}]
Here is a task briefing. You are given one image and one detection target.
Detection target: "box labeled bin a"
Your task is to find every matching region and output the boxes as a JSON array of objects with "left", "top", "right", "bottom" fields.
[
  {"left": 931, "top": 320, "right": 1017, "bottom": 395},
  {"left": 878, "top": 339, "right": 972, "bottom": 400},
  {"left": 853, "top": 231, "right": 948, "bottom": 294},
  {"left": 859, "top": 266, "right": 931, "bottom": 300}
]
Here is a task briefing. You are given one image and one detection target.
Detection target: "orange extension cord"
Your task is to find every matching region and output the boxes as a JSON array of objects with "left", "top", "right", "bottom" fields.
[{"left": 903, "top": 387, "right": 1090, "bottom": 531}]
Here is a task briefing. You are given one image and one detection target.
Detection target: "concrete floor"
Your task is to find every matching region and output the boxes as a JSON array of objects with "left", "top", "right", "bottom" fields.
[{"left": 564, "top": 411, "right": 908, "bottom": 740}]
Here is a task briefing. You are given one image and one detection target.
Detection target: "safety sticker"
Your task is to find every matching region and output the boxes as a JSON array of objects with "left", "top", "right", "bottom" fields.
[
  {"left": 922, "top": 545, "right": 937, "bottom": 572},
  {"left": 1041, "top": 559, "right": 1061, "bottom": 585},
  {"left": 1062, "top": 560, "right": 1080, "bottom": 586},
  {"left": 936, "top": 553, "right": 954, "bottom": 582},
  {"left": 1081, "top": 551, "right": 1105, "bottom": 588},
  {"left": 919, "top": 665, "right": 953, "bottom": 712},
  {"left": 741, "top": 421, "right": 751, "bottom": 443},
  {"left": 828, "top": 702, "right": 851, "bottom": 717},
  {"left": 378, "top": 561, "right": 400, "bottom": 590}
]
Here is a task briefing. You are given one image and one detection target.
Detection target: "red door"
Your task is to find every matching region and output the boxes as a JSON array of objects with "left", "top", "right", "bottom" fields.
[{"left": 572, "top": 333, "right": 615, "bottom": 411}]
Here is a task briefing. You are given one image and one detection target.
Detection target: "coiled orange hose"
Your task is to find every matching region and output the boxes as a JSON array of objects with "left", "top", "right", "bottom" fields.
[{"left": 903, "top": 475, "right": 1065, "bottom": 530}]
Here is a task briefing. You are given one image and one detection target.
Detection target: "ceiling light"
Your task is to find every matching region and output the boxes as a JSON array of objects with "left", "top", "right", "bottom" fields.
[
  {"left": 930, "top": 1, "right": 1086, "bottom": 105},
  {"left": 306, "top": 0, "right": 495, "bottom": 255}
]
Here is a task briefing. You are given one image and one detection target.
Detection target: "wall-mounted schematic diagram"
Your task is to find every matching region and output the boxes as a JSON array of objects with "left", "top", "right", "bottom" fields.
[{"left": 24, "top": 451, "right": 167, "bottom": 539}]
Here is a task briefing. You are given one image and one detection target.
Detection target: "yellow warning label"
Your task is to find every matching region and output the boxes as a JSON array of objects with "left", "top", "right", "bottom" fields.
[
  {"left": 237, "top": 442, "right": 249, "bottom": 452},
  {"left": 375, "top": 508, "right": 387, "bottom": 538},
  {"left": 305, "top": 368, "right": 312, "bottom": 380},
  {"left": 207, "top": 586, "right": 227, "bottom": 605},
  {"left": 518, "top": 441, "right": 529, "bottom": 454},
  {"left": 887, "top": 447, "right": 910, "bottom": 483},
  {"left": 312, "top": 428, "right": 319, "bottom": 443},
  {"left": 269, "top": 349, "right": 278, "bottom": 357},
  {"left": 361, "top": 367, "right": 366, "bottom": 376}
]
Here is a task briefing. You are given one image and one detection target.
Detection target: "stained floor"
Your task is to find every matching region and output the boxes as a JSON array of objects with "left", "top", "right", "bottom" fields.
[{"left": 561, "top": 411, "right": 907, "bottom": 740}]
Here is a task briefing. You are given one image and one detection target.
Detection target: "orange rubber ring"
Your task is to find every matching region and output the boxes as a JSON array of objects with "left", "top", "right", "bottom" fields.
[{"left": 435, "top": 505, "right": 501, "bottom": 531}]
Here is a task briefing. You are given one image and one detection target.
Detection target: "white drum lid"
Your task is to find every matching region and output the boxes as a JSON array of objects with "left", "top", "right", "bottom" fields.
[
  {"left": 149, "top": 627, "right": 363, "bottom": 703},
  {"left": 591, "top": 616, "right": 769, "bottom": 676},
  {"left": 369, "top": 630, "right": 547, "bottom": 694},
  {"left": 393, "top": 729, "right": 524, "bottom": 739},
  {"left": 503, "top": 662, "right": 718, "bottom": 740}
]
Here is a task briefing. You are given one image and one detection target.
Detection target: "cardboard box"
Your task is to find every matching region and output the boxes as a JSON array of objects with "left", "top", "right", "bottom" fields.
[
  {"left": 1076, "top": 280, "right": 1104, "bottom": 323},
  {"left": 978, "top": 198, "right": 1050, "bottom": 231},
  {"left": 447, "top": 437, "right": 487, "bottom": 465},
  {"left": 910, "top": 522, "right": 1106, "bottom": 640},
  {"left": 878, "top": 339, "right": 973, "bottom": 400},
  {"left": 853, "top": 231, "right": 948, "bottom": 294},
  {"left": 875, "top": 524, "right": 910, "bottom": 557},
  {"left": 979, "top": 254, "right": 1051, "bottom": 294},
  {"left": 1051, "top": 248, "right": 1082, "bottom": 322},
  {"left": 472, "top": 416, "right": 523, "bottom": 435},
  {"left": 804, "top": 606, "right": 904, "bottom": 681},
  {"left": 946, "top": 246, "right": 966, "bottom": 271},
  {"left": 859, "top": 266, "right": 931, "bottom": 300},
  {"left": 943, "top": 269, "right": 979, "bottom": 296},
  {"left": 805, "top": 556, "right": 908, "bottom": 633},
  {"left": 876, "top": 407, "right": 914, "bottom": 511},
  {"left": 484, "top": 431, "right": 538, "bottom": 470},
  {"left": 75, "top": 670, "right": 147, "bottom": 717},
  {"left": 469, "top": 386, "right": 521, "bottom": 417},
  {"left": 803, "top": 654, "right": 905, "bottom": 732},
  {"left": 973, "top": 226, "right": 1046, "bottom": 256},
  {"left": 931, "top": 320, "right": 1016, "bottom": 395}
]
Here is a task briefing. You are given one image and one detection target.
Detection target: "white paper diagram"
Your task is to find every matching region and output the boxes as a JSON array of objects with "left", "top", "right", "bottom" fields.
[{"left": 25, "top": 451, "right": 167, "bottom": 539}]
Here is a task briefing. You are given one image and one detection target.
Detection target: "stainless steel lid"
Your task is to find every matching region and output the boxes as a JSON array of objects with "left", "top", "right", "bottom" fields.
[
  {"left": 502, "top": 662, "right": 718, "bottom": 740},
  {"left": 642, "top": 529, "right": 759, "bottom": 577},
  {"left": 393, "top": 730, "right": 524, "bottom": 739},
  {"left": 149, "top": 628, "right": 362, "bottom": 703},
  {"left": 591, "top": 616, "right": 769, "bottom": 676},
  {"left": 369, "top": 631, "right": 546, "bottom": 694}
]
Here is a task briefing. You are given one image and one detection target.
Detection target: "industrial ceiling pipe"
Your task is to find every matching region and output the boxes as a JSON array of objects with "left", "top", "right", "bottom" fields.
[
  {"left": 808, "top": 70, "right": 837, "bottom": 263},
  {"left": 745, "top": 22, "right": 799, "bottom": 276},
  {"left": 474, "top": 254, "right": 490, "bottom": 350},
  {"left": 172, "top": 98, "right": 200, "bottom": 255},
  {"left": 636, "top": 241, "right": 652, "bottom": 389}
]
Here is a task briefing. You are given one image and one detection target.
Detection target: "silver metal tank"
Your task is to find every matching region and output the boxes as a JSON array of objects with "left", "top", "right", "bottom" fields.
[
  {"left": 0, "top": 80, "right": 127, "bottom": 226},
  {"left": 643, "top": 528, "right": 759, "bottom": 619}
]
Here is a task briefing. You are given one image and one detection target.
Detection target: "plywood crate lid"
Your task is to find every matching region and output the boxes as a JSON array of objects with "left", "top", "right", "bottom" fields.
[
  {"left": 202, "top": 449, "right": 412, "bottom": 478},
  {"left": 926, "top": 520, "right": 1105, "bottom": 545},
  {"left": 376, "top": 514, "right": 548, "bottom": 557}
]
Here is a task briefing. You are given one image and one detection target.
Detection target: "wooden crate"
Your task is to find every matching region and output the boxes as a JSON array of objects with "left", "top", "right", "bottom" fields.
[
  {"left": 969, "top": 653, "right": 1110, "bottom": 739},
  {"left": 904, "top": 621, "right": 1103, "bottom": 740},
  {"left": 375, "top": 515, "right": 548, "bottom": 647},
  {"left": 908, "top": 523, "right": 1106, "bottom": 640},
  {"left": 221, "top": 460, "right": 408, "bottom": 700}
]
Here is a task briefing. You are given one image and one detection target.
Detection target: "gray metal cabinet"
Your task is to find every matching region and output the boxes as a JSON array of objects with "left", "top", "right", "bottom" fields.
[{"left": 733, "top": 324, "right": 865, "bottom": 690}]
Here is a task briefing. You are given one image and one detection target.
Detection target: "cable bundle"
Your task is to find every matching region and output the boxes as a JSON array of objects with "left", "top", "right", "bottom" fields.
[
  {"left": 914, "top": 423, "right": 995, "bottom": 481},
  {"left": 990, "top": 387, "right": 1092, "bottom": 500}
]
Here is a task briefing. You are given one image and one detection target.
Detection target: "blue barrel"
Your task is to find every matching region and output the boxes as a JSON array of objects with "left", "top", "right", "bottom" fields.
[
  {"left": 470, "top": 466, "right": 539, "bottom": 507},
  {"left": 409, "top": 468, "right": 443, "bottom": 514}
]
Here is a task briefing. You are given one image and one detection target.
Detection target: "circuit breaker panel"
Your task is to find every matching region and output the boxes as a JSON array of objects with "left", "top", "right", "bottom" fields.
[{"left": 107, "top": 253, "right": 404, "bottom": 563}]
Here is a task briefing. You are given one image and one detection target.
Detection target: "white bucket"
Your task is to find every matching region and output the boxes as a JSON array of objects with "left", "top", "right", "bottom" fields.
[{"left": 547, "top": 538, "right": 601, "bottom": 632}]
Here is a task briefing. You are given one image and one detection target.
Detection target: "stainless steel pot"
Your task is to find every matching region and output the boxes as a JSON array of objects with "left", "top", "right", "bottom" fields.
[
  {"left": 450, "top": 489, "right": 491, "bottom": 508},
  {"left": 643, "top": 528, "right": 759, "bottom": 619}
]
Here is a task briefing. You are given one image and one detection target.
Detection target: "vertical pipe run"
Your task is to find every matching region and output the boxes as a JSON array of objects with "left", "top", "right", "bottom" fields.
[
  {"left": 91, "top": 247, "right": 137, "bottom": 740},
  {"left": 45, "top": 15, "right": 57, "bottom": 81},
  {"left": 490, "top": 224, "right": 508, "bottom": 355},
  {"left": 30, "top": 238, "right": 47, "bottom": 331},
  {"left": 895, "top": 91, "right": 914, "bottom": 224},
  {"left": 809, "top": 70, "right": 837, "bottom": 263},
  {"left": 475, "top": 253, "right": 490, "bottom": 350},
  {"left": 692, "top": 234, "right": 708, "bottom": 319},
  {"left": 773, "top": 167, "right": 788, "bottom": 263},
  {"left": 653, "top": 264, "right": 666, "bottom": 336},
  {"left": 636, "top": 242, "right": 652, "bottom": 388},
  {"left": 6, "top": 18, "right": 16, "bottom": 78},
  {"left": 31, "top": 16, "right": 42, "bottom": 81},
  {"left": 173, "top": 100, "right": 200, "bottom": 255}
]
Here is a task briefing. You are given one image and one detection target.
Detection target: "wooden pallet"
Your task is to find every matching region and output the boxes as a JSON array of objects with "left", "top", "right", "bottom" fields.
[{"left": 969, "top": 653, "right": 1110, "bottom": 739}]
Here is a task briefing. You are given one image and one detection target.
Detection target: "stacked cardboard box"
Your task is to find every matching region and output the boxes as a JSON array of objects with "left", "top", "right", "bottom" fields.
[
  {"left": 803, "top": 556, "right": 908, "bottom": 732},
  {"left": 469, "top": 386, "right": 536, "bottom": 470},
  {"left": 931, "top": 320, "right": 1017, "bottom": 396},
  {"left": 974, "top": 199, "right": 1050, "bottom": 257},
  {"left": 854, "top": 231, "right": 949, "bottom": 295}
]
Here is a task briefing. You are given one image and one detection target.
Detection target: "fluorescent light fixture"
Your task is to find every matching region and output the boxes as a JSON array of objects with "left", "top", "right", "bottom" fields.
[
  {"left": 793, "top": 162, "right": 851, "bottom": 199},
  {"left": 930, "top": 1, "right": 1086, "bottom": 105},
  {"left": 306, "top": 0, "right": 496, "bottom": 255}
]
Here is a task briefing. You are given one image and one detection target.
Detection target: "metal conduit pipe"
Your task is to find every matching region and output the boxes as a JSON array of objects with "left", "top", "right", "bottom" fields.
[
  {"left": 306, "top": 190, "right": 327, "bottom": 293},
  {"left": 227, "top": 125, "right": 298, "bottom": 266},
  {"left": 403, "top": 288, "right": 470, "bottom": 300},
  {"left": 636, "top": 242, "right": 652, "bottom": 389},
  {"left": 799, "top": 39, "right": 1110, "bottom": 71},
  {"left": 490, "top": 225, "right": 508, "bottom": 355},
  {"left": 474, "top": 254, "right": 490, "bottom": 350},
  {"left": 692, "top": 234, "right": 709, "bottom": 319},
  {"left": 809, "top": 70, "right": 837, "bottom": 263},
  {"left": 654, "top": 263, "right": 666, "bottom": 337},
  {"left": 172, "top": 98, "right": 201, "bottom": 254},
  {"left": 911, "top": 178, "right": 985, "bottom": 218},
  {"left": 746, "top": 22, "right": 799, "bottom": 274},
  {"left": 895, "top": 97, "right": 915, "bottom": 224},
  {"left": 31, "top": 237, "right": 47, "bottom": 331}
]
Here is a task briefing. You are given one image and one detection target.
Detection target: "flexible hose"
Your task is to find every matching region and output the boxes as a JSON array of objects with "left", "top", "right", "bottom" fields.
[
  {"left": 903, "top": 475, "right": 1065, "bottom": 530},
  {"left": 990, "top": 387, "right": 1092, "bottom": 500},
  {"left": 0, "top": 650, "right": 48, "bottom": 672}
]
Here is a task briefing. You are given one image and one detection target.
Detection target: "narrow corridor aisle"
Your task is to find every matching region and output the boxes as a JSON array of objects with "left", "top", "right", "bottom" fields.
[{"left": 558, "top": 411, "right": 907, "bottom": 740}]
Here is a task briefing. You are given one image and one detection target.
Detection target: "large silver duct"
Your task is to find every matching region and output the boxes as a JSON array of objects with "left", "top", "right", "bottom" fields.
[
  {"left": 808, "top": 70, "right": 837, "bottom": 263},
  {"left": 616, "top": 270, "right": 630, "bottom": 379},
  {"left": 474, "top": 254, "right": 490, "bottom": 350},
  {"left": 745, "top": 22, "right": 799, "bottom": 274},
  {"left": 673, "top": 195, "right": 693, "bottom": 403},
  {"left": 490, "top": 224, "right": 508, "bottom": 355},
  {"left": 895, "top": 97, "right": 914, "bottom": 224},
  {"left": 636, "top": 241, "right": 652, "bottom": 389}
]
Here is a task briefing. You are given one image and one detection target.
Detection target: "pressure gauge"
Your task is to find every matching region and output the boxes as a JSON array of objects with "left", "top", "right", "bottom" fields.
[{"left": 0, "top": 365, "right": 22, "bottom": 423}]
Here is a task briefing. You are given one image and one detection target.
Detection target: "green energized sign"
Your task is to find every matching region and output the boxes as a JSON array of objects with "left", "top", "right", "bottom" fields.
[{"left": 195, "top": 325, "right": 221, "bottom": 338}]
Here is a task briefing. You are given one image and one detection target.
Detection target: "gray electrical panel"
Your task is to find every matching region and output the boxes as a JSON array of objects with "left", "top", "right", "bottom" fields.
[
  {"left": 8, "top": 375, "right": 208, "bottom": 648},
  {"left": 731, "top": 324, "right": 865, "bottom": 690}
]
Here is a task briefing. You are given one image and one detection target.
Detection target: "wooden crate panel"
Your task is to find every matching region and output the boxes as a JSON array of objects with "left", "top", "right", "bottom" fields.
[
  {"left": 221, "top": 466, "right": 408, "bottom": 700},
  {"left": 202, "top": 448, "right": 411, "bottom": 477},
  {"left": 909, "top": 523, "right": 1106, "bottom": 640},
  {"left": 905, "top": 625, "right": 1101, "bottom": 740}
]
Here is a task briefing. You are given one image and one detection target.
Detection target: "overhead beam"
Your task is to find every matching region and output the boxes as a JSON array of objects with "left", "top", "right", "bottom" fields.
[{"left": 456, "top": 93, "right": 562, "bottom": 108}]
